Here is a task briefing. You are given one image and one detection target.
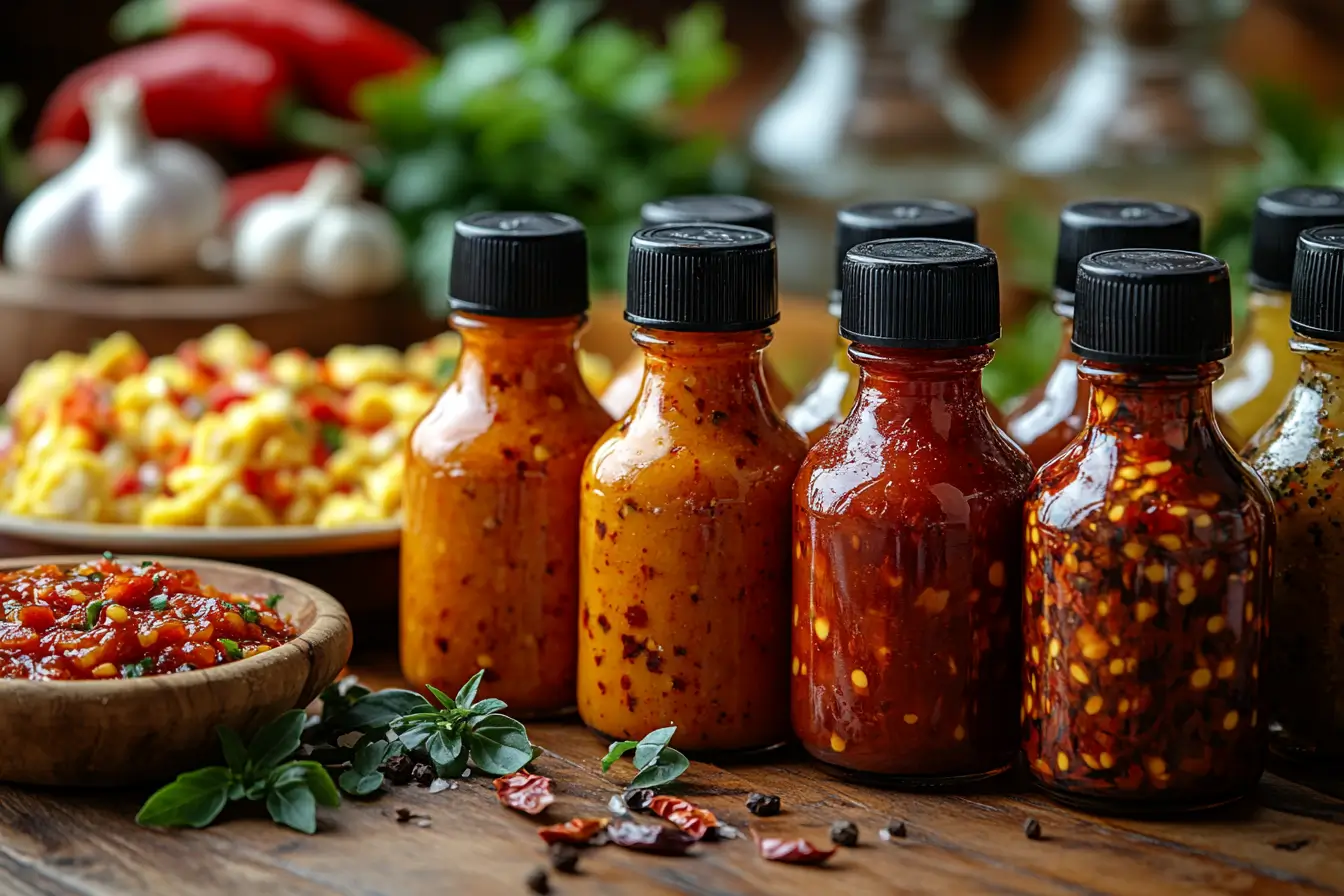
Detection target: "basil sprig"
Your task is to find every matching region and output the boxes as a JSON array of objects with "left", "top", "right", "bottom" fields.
[
  {"left": 386, "top": 670, "right": 536, "bottom": 778},
  {"left": 136, "top": 710, "right": 339, "bottom": 834},
  {"left": 601, "top": 725, "right": 689, "bottom": 789}
]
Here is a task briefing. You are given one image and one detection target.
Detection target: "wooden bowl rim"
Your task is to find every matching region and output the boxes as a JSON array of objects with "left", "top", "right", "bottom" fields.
[{"left": 0, "top": 554, "right": 351, "bottom": 694}]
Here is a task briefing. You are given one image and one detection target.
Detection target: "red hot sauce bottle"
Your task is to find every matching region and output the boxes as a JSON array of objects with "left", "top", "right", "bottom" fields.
[
  {"left": 793, "top": 238, "right": 1033, "bottom": 784},
  {"left": 1005, "top": 200, "right": 1202, "bottom": 468},
  {"left": 1023, "top": 249, "right": 1274, "bottom": 814}
]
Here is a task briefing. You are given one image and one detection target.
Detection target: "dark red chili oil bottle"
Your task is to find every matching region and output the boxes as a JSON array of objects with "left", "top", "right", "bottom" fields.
[
  {"left": 792, "top": 238, "right": 1033, "bottom": 784},
  {"left": 1023, "top": 248, "right": 1274, "bottom": 814},
  {"left": 1244, "top": 225, "right": 1344, "bottom": 764},
  {"left": 1004, "top": 200, "right": 1202, "bottom": 468}
]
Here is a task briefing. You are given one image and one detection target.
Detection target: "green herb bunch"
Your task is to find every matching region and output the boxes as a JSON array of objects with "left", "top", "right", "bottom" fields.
[
  {"left": 355, "top": 0, "right": 746, "bottom": 308},
  {"left": 137, "top": 711, "right": 339, "bottom": 834},
  {"left": 601, "top": 724, "right": 689, "bottom": 789}
]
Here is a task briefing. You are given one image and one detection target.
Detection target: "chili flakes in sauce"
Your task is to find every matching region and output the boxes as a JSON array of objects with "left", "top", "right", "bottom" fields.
[{"left": 0, "top": 558, "right": 296, "bottom": 680}]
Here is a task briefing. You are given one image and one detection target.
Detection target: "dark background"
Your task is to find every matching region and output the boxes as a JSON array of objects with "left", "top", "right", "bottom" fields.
[{"left": 4, "top": 0, "right": 1343, "bottom": 143}]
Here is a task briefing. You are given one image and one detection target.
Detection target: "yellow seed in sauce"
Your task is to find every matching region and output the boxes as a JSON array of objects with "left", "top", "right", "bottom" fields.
[
  {"left": 1207, "top": 616, "right": 1225, "bottom": 633},
  {"left": 1135, "top": 601, "right": 1157, "bottom": 622},
  {"left": 1144, "top": 460, "right": 1172, "bottom": 475},
  {"left": 1245, "top": 602, "right": 1254, "bottom": 623},
  {"left": 1143, "top": 564, "right": 1165, "bottom": 584},
  {"left": 1070, "top": 663, "right": 1090, "bottom": 685},
  {"left": 792, "top": 656, "right": 800, "bottom": 675},
  {"left": 532, "top": 445, "right": 551, "bottom": 462},
  {"left": 1224, "top": 711, "right": 1239, "bottom": 730},
  {"left": 1157, "top": 534, "right": 1183, "bottom": 551},
  {"left": 793, "top": 604, "right": 799, "bottom": 626},
  {"left": 988, "top": 562, "right": 1005, "bottom": 587},
  {"left": 476, "top": 653, "right": 494, "bottom": 668},
  {"left": 1108, "top": 504, "right": 1126, "bottom": 522},
  {"left": 1191, "top": 668, "right": 1212, "bottom": 688},
  {"left": 1123, "top": 541, "right": 1146, "bottom": 560},
  {"left": 1048, "top": 639, "right": 1061, "bottom": 658},
  {"left": 904, "top": 714, "right": 919, "bottom": 725},
  {"left": 92, "top": 662, "right": 117, "bottom": 678},
  {"left": 1118, "top": 465, "right": 1141, "bottom": 481},
  {"left": 1082, "top": 753, "right": 1101, "bottom": 770},
  {"left": 851, "top": 669, "right": 868, "bottom": 689},
  {"left": 1217, "top": 658, "right": 1236, "bottom": 679},
  {"left": 1057, "top": 752, "right": 1070, "bottom": 771},
  {"left": 830, "top": 732, "right": 846, "bottom": 752},
  {"left": 1202, "top": 559, "right": 1217, "bottom": 580},
  {"left": 1118, "top": 698, "right": 1130, "bottom": 713},
  {"left": 954, "top": 725, "right": 966, "bottom": 741},
  {"left": 104, "top": 604, "right": 129, "bottom": 623},
  {"left": 1169, "top": 505, "right": 1189, "bottom": 517},
  {"left": 1147, "top": 757, "right": 1167, "bottom": 776},
  {"left": 814, "top": 617, "right": 830, "bottom": 641},
  {"left": 1109, "top": 658, "right": 1125, "bottom": 675},
  {"left": 1194, "top": 513, "right": 1213, "bottom": 528},
  {"left": 138, "top": 631, "right": 159, "bottom": 648},
  {"left": 801, "top": 663, "right": 807, "bottom": 676},
  {"left": 1100, "top": 752, "right": 1115, "bottom": 769},
  {"left": 1085, "top": 695, "right": 1103, "bottom": 715}
]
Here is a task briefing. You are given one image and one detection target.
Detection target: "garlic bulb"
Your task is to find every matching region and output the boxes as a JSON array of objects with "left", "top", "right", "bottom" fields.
[
  {"left": 4, "top": 77, "right": 223, "bottom": 280},
  {"left": 231, "top": 159, "right": 405, "bottom": 299}
]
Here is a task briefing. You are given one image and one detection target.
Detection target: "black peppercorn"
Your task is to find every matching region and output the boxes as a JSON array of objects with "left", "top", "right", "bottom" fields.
[
  {"left": 383, "top": 754, "right": 415, "bottom": 785},
  {"left": 1023, "top": 818, "right": 1043, "bottom": 840},
  {"left": 548, "top": 842, "right": 580, "bottom": 874},
  {"left": 745, "top": 792, "right": 781, "bottom": 816},
  {"left": 525, "top": 867, "right": 550, "bottom": 894},
  {"left": 830, "top": 820, "right": 859, "bottom": 847},
  {"left": 879, "top": 821, "right": 907, "bottom": 841},
  {"left": 623, "top": 787, "right": 656, "bottom": 812},
  {"left": 410, "top": 762, "right": 435, "bottom": 786}
]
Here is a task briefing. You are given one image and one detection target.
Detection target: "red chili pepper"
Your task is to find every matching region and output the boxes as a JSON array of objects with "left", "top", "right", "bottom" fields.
[
  {"left": 537, "top": 818, "right": 607, "bottom": 845},
  {"left": 223, "top": 158, "right": 330, "bottom": 220},
  {"left": 35, "top": 33, "right": 357, "bottom": 149},
  {"left": 755, "top": 835, "right": 836, "bottom": 865},
  {"left": 112, "top": 0, "right": 429, "bottom": 117},
  {"left": 111, "top": 470, "right": 143, "bottom": 499},
  {"left": 647, "top": 795, "right": 717, "bottom": 840},
  {"left": 492, "top": 772, "right": 555, "bottom": 816}
]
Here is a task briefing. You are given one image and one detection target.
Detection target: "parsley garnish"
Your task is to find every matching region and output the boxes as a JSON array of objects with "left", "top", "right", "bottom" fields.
[
  {"left": 235, "top": 602, "right": 260, "bottom": 625},
  {"left": 82, "top": 599, "right": 106, "bottom": 631},
  {"left": 320, "top": 423, "right": 344, "bottom": 454},
  {"left": 123, "top": 658, "right": 154, "bottom": 678},
  {"left": 149, "top": 595, "right": 169, "bottom": 612},
  {"left": 102, "top": 550, "right": 115, "bottom": 560},
  {"left": 266, "top": 594, "right": 284, "bottom": 609},
  {"left": 219, "top": 639, "right": 244, "bottom": 661}
]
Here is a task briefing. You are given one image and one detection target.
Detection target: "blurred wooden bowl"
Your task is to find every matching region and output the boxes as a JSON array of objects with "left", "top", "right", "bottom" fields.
[{"left": 0, "top": 554, "right": 352, "bottom": 787}]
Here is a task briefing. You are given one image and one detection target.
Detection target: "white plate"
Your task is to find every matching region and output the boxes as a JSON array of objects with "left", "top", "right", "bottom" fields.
[{"left": 0, "top": 515, "right": 400, "bottom": 558}]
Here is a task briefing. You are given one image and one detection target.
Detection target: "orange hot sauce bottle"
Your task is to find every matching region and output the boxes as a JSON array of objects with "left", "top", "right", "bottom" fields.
[
  {"left": 401, "top": 212, "right": 612, "bottom": 715},
  {"left": 578, "top": 224, "right": 808, "bottom": 752},
  {"left": 599, "top": 196, "right": 792, "bottom": 419},
  {"left": 1004, "top": 200, "right": 1202, "bottom": 467}
]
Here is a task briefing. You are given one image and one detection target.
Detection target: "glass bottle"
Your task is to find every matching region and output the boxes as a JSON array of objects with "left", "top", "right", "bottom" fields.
[
  {"left": 1023, "top": 248, "right": 1272, "bottom": 814},
  {"left": 1244, "top": 224, "right": 1344, "bottom": 764},
  {"left": 793, "top": 238, "right": 1032, "bottom": 783},
  {"left": 1216, "top": 186, "right": 1344, "bottom": 443},
  {"left": 578, "top": 225, "right": 808, "bottom": 752},
  {"left": 1005, "top": 200, "right": 1202, "bottom": 467},
  {"left": 784, "top": 199, "right": 978, "bottom": 444},
  {"left": 1009, "top": 0, "right": 1254, "bottom": 222},
  {"left": 599, "top": 196, "right": 792, "bottom": 419},
  {"left": 401, "top": 213, "right": 612, "bottom": 716}
]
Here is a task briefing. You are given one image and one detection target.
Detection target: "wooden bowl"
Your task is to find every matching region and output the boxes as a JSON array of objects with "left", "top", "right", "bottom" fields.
[{"left": 0, "top": 555, "right": 353, "bottom": 787}]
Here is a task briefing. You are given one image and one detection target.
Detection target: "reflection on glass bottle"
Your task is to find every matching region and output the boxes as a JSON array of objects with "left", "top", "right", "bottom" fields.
[
  {"left": 749, "top": 0, "right": 999, "bottom": 295},
  {"left": 1010, "top": 0, "right": 1256, "bottom": 220}
]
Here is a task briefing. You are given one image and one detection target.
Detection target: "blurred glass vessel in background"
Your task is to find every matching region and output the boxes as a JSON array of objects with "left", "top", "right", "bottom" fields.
[{"left": 748, "top": 0, "right": 1000, "bottom": 296}]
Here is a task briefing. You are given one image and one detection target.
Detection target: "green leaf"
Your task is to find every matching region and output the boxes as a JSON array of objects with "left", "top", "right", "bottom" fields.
[
  {"left": 247, "top": 710, "right": 307, "bottom": 772},
  {"left": 1255, "top": 81, "right": 1331, "bottom": 172},
  {"left": 467, "top": 698, "right": 507, "bottom": 716},
  {"left": 601, "top": 740, "right": 639, "bottom": 773},
  {"left": 272, "top": 761, "right": 341, "bottom": 808},
  {"left": 217, "top": 726, "right": 249, "bottom": 776},
  {"left": 335, "top": 689, "right": 432, "bottom": 731},
  {"left": 633, "top": 726, "right": 677, "bottom": 770},
  {"left": 518, "top": 0, "right": 601, "bottom": 64},
  {"left": 629, "top": 747, "right": 689, "bottom": 789},
  {"left": 425, "top": 684, "right": 458, "bottom": 711},
  {"left": 395, "top": 720, "right": 438, "bottom": 753},
  {"left": 266, "top": 781, "right": 318, "bottom": 834},
  {"left": 218, "top": 638, "right": 243, "bottom": 661},
  {"left": 266, "top": 593, "right": 284, "bottom": 609},
  {"left": 454, "top": 670, "right": 486, "bottom": 709},
  {"left": 435, "top": 748, "right": 470, "bottom": 781},
  {"left": 339, "top": 769, "right": 385, "bottom": 796},
  {"left": 427, "top": 729, "right": 464, "bottom": 769},
  {"left": 666, "top": 3, "right": 738, "bottom": 104},
  {"left": 82, "top": 599, "right": 106, "bottom": 631},
  {"left": 122, "top": 658, "right": 154, "bottom": 678},
  {"left": 148, "top": 595, "right": 169, "bottom": 612},
  {"left": 136, "top": 767, "right": 233, "bottom": 829},
  {"left": 352, "top": 739, "right": 391, "bottom": 775},
  {"left": 235, "top": 602, "right": 260, "bottom": 625},
  {"left": 467, "top": 715, "right": 532, "bottom": 776}
]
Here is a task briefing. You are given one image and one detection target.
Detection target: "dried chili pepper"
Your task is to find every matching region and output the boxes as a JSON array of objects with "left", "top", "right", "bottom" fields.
[
  {"left": 493, "top": 772, "right": 556, "bottom": 816},
  {"left": 112, "top": 0, "right": 429, "bottom": 117},
  {"left": 537, "top": 818, "right": 608, "bottom": 845},
  {"left": 1023, "top": 249, "right": 1272, "bottom": 814},
  {"left": 647, "top": 795, "right": 717, "bottom": 841},
  {"left": 756, "top": 836, "right": 836, "bottom": 865},
  {"left": 605, "top": 820, "right": 696, "bottom": 856},
  {"left": 34, "top": 33, "right": 355, "bottom": 149}
]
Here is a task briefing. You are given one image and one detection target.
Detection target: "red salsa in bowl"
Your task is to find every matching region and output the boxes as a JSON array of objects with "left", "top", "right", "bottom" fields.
[{"left": 0, "top": 556, "right": 298, "bottom": 680}]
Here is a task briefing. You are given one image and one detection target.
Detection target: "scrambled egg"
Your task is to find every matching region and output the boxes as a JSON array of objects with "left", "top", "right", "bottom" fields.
[{"left": 0, "top": 326, "right": 614, "bottom": 528}]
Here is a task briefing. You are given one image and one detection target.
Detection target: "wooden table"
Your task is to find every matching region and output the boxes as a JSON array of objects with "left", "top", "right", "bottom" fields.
[{"left": 1, "top": 659, "right": 1341, "bottom": 896}]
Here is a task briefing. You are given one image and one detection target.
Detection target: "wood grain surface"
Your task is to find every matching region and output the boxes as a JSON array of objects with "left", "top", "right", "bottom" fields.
[{"left": 0, "top": 656, "right": 1339, "bottom": 896}]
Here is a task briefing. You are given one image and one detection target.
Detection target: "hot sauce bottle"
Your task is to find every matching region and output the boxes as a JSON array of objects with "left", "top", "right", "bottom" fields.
[
  {"left": 784, "top": 200, "right": 978, "bottom": 445},
  {"left": 1023, "top": 249, "right": 1273, "bottom": 814},
  {"left": 1244, "top": 224, "right": 1344, "bottom": 764},
  {"left": 578, "top": 224, "right": 808, "bottom": 752},
  {"left": 793, "top": 238, "right": 1033, "bottom": 784},
  {"left": 599, "top": 195, "right": 792, "bottom": 419},
  {"left": 1005, "top": 200, "right": 1202, "bottom": 467},
  {"left": 401, "top": 212, "right": 612, "bottom": 716},
  {"left": 1217, "top": 187, "right": 1344, "bottom": 443}
]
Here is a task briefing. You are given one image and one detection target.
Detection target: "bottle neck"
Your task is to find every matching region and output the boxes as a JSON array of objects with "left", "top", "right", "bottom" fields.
[
  {"left": 451, "top": 312, "right": 589, "bottom": 394},
  {"left": 1292, "top": 335, "right": 1344, "bottom": 381},
  {"left": 1243, "top": 286, "right": 1290, "bottom": 335},
  {"left": 631, "top": 327, "right": 775, "bottom": 417},
  {"left": 849, "top": 343, "right": 996, "bottom": 419},
  {"left": 1079, "top": 360, "right": 1222, "bottom": 438}
]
